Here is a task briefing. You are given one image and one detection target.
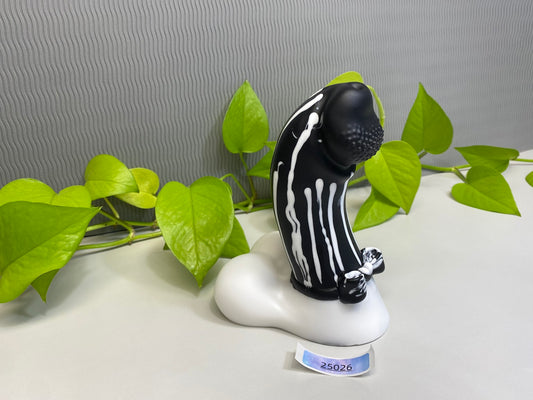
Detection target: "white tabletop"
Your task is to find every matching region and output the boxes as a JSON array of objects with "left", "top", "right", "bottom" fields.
[{"left": 2, "top": 151, "right": 533, "bottom": 400}]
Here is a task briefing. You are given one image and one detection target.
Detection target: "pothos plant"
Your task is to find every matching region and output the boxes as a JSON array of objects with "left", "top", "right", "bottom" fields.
[{"left": 1, "top": 72, "right": 532, "bottom": 304}]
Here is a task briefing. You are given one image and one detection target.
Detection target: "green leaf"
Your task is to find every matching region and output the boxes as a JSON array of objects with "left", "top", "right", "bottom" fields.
[
  {"left": 84, "top": 154, "right": 138, "bottom": 200},
  {"left": 0, "top": 181, "right": 92, "bottom": 301},
  {"left": 115, "top": 168, "right": 159, "bottom": 209},
  {"left": 220, "top": 217, "right": 250, "bottom": 258},
  {"left": 401, "top": 83, "right": 453, "bottom": 154},
  {"left": 116, "top": 191, "right": 156, "bottom": 209},
  {"left": 155, "top": 177, "right": 234, "bottom": 286},
  {"left": 326, "top": 71, "right": 364, "bottom": 86},
  {"left": 51, "top": 186, "right": 92, "bottom": 208},
  {"left": 353, "top": 187, "right": 400, "bottom": 231},
  {"left": 526, "top": 171, "right": 533, "bottom": 187},
  {"left": 31, "top": 270, "right": 59, "bottom": 302},
  {"left": 455, "top": 145, "right": 519, "bottom": 173},
  {"left": 0, "top": 202, "right": 100, "bottom": 302},
  {"left": 451, "top": 166, "right": 520, "bottom": 216},
  {"left": 247, "top": 141, "right": 276, "bottom": 179},
  {"left": 222, "top": 81, "right": 269, "bottom": 154},
  {"left": 0, "top": 179, "right": 91, "bottom": 208},
  {"left": 0, "top": 178, "right": 55, "bottom": 206},
  {"left": 364, "top": 140, "right": 421, "bottom": 213}
]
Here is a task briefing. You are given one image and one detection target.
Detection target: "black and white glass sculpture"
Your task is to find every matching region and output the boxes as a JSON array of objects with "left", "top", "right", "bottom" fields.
[
  {"left": 271, "top": 82, "right": 385, "bottom": 304},
  {"left": 215, "top": 82, "right": 389, "bottom": 346}
]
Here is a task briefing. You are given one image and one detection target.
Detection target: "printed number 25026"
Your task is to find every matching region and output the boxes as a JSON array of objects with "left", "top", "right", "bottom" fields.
[{"left": 320, "top": 362, "right": 352, "bottom": 372}]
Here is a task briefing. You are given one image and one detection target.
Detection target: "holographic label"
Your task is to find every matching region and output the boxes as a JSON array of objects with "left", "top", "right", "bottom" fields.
[{"left": 295, "top": 342, "right": 373, "bottom": 377}]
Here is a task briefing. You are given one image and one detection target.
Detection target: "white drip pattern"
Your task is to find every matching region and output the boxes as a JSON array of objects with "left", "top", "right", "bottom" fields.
[
  {"left": 304, "top": 187, "right": 322, "bottom": 283},
  {"left": 340, "top": 174, "right": 361, "bottom": 265},
  {"left": 284, "top": 111, "right": 320, "bottom": 287},
  {"left": 281, "top": 93, "right": 323, "bottom": 132},
  {"left": 315, "top": 179, "right": 336, "bottom": 284},
  {"left": 274, "top": 92, "right": 363, "bottom": 290},
  {"left": 327, "top": 182, "right": 345, "bottom": 278},
  {"left": 272, "top": 162, "right": 282, "bottom": 224}
]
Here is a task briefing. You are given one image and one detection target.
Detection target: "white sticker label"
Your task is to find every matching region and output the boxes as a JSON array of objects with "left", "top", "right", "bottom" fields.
[{"left": 294, "top": 342, "right": 373, "bottom": 377}]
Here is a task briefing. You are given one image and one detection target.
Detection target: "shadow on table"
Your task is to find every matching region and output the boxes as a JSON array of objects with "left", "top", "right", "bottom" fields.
[
  {"left": 0, "top": 254, "right": 91, "bottom": 327},
  {"left": 147, "top": 247, "right": 228, "bottom": 297}
]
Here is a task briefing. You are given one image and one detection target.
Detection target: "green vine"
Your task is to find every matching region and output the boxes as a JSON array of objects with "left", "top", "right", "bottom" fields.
[{"left": 1, "top": 73, "right": 532, "bottom": 304}]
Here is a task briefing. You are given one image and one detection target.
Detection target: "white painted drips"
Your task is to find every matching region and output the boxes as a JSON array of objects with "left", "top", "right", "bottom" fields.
[
  {"left": 282, "top": 93, "right": 323, "bottom": 132},
  {"left": 327, "top": 182, "right": 345, "bottom": 274},
  {"left": 272, "top": 162, "right": 282, "bottom": 224},
  {"left": 315, "top": 178, "right": 336, "bottom": 284},
  {"left": 284, "top": 112, "right": 319, "bottom": 287},
  {"left": 340, "top": 176, "right": 361, "bottom": 265},
  {"left": 304, "top": 187, "right": 322, "bottom": 283}
]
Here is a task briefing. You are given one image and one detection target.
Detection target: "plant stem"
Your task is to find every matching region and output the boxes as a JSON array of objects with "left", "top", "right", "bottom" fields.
[
  {"left": 451, "top": 167, "right": 467, "bottom": 182},
  {"left": 252, "top": 198, "right": 273, "bottom": 205},
  {"left": 86, "top": 221, "right": 118, "bottom": 232},
  {"left": 348, "top": 175, "right": 368, "bottom": 187},
  {"left": 239, "top": 152, "right": 257, "bottom": 202},
  {"left": 77, "top": 231, "right": 162, "bottom": 251},
  {"left": 221, "top": 173, "right": 252, "bottom": 203},
  {"left": 234, "top": 203, "right": 250, "bottom": 212},
  {"left": 418, "top": 150, "right": 428, "bottom": 159},
  {"left": 87, "top": 219, "right": 157, "bottom": 233},
  {"left": 421, "top": 164, "right": 450, "bottom": 172},
  {"left": 451, "top": 164, "right": 471, "bottom": 170},
  {"left": 247, "top": 204, "right": 273, "bottom": 212},
  {"left": 222, "top": 170, "right": 271, "bottom": 212},
  {"left": 421, "top": 163, "right": 470, "bottom": 172},
  {"left": 421, "top": 163, "right": 468, "bottom": 182},
  {"left": 123, "top": 220, "right": 158, "bottom": 228},
  {"left": 104, "top": 197, "right": 120, "bottom": 219},
  {"left": 234, "top": 198, "right": 272, "bottom": 207},
  {"left": 234, "top": 198, "right": 273, "bottom": 213},
  {"left": 515, "top": 158, "right": 533, "bottom": 163},
  {"left": 98, "top": 210, "right": 135, "bottom": 241}
]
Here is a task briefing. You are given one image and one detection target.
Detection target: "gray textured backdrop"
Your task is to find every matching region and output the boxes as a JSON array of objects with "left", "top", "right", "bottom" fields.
[{"left": 1, "top": 0, "right": 533, "bottom": 203}]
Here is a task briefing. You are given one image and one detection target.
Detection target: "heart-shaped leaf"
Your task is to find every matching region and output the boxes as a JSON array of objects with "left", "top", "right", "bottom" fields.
[
  {"left": 222, "top": 81, "right": 269, "bottom": 154},
  {"left": 364, "top": 140, "right": 421, "bottom": 213},
  {"left": 0, "top": 179, "right": 55, "bottom": 206},
  {"left": 115, "top": 168, "right": 159, "bottom": 209},
  {"left": 451, "top": 166, "right": 520, "bottom": 216},
  {"left": 401, "top": 83, "right": 453, "bottom": 154},
  {"left": 0, "top": 202, "right": 100, "bottom": 302},
  {"left": 526, "top": 171, "right": 533, "bottom": 187},
  {"left": 84, "top": 154, "right": 138, "bottom": 200},
  {"left": 247, "top": 141, "right": 276, "bottom": 179},
  {"left": 155, "top": 177, "right": 234, "bottom": 286},
  {"left": 220, "top": 217, "right": 250, "bottom": 258},
  {"left": 353, "top": 187, "right": 400, "bottom": 231},
  {"left": 0, "top": 179, "right": 91, "bottom": 208},
  {"left": 455, "top": 145, "right": 519, "bottom": 173}
]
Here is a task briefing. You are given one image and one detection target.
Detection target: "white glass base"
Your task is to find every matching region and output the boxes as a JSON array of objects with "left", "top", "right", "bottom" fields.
[{"left": 215, "top": 231, "right": 389, "bottom": 346}]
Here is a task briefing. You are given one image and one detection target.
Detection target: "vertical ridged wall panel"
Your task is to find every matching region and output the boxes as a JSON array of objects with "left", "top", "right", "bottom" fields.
[{"left": 1, "top": 0, "right": 532, "bottom": 200}]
